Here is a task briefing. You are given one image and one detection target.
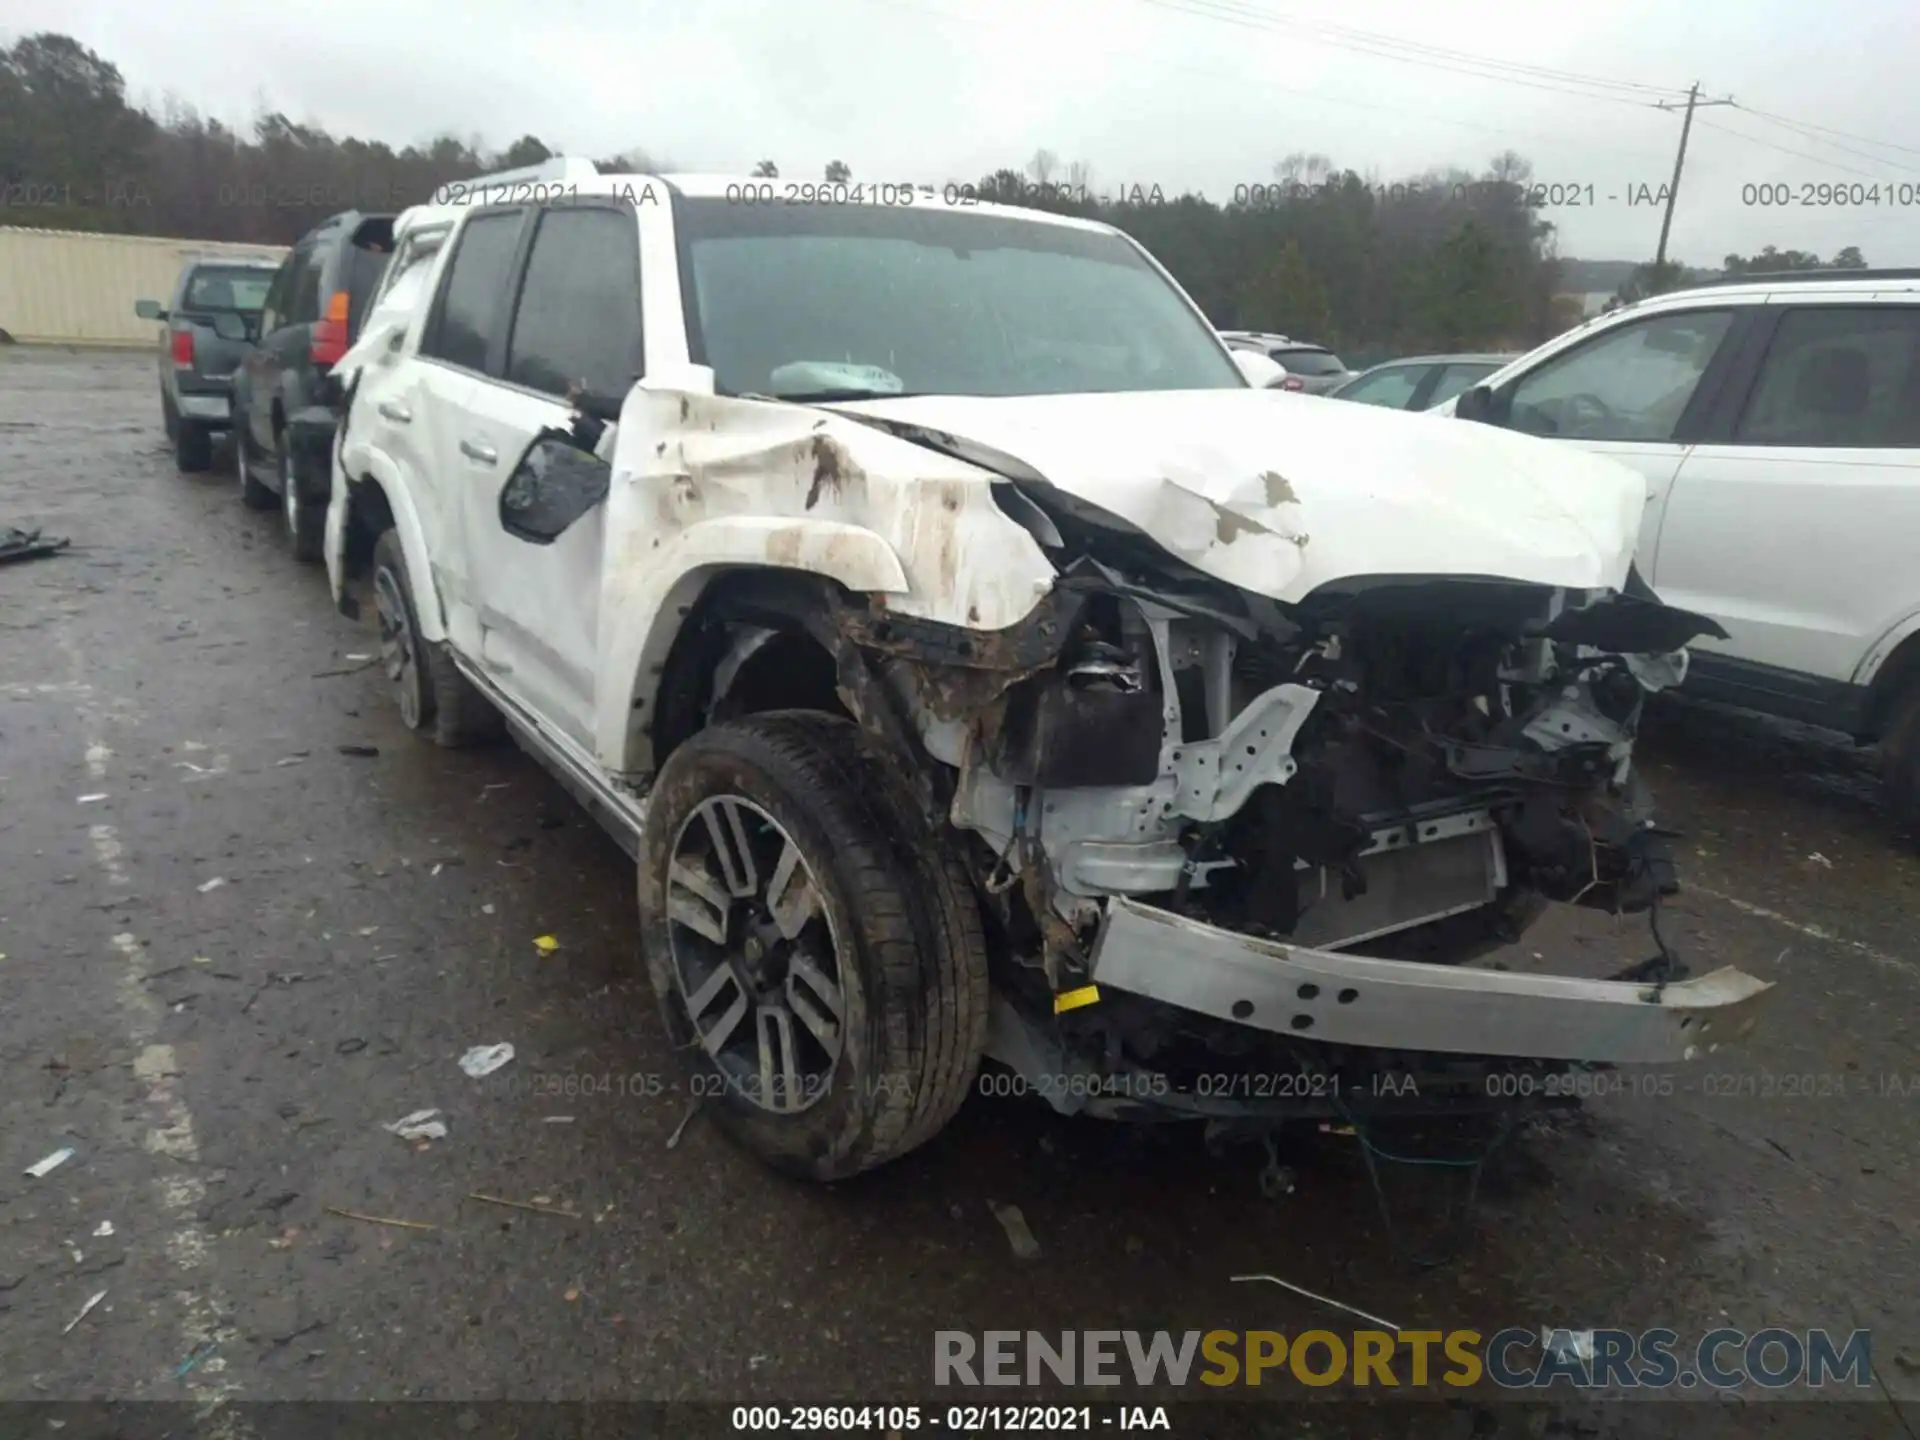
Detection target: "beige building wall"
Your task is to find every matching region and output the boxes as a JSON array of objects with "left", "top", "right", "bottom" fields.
[{"left": 0, "top": 227, "right": 289, "bottom": 348}]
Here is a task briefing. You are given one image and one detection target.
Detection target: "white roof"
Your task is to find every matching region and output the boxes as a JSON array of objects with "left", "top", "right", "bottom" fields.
[{"left": 390, "top": 158, "right": 1120, "bottom": 240}]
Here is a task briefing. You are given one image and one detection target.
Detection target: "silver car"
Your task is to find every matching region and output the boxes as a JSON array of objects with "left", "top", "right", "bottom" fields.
[
  {"left": 1219, "top": 331, "right": 1355, "bottom": 394},
  {"left": 1330, "top": 352, "right": 1520, "bottom": 411}
]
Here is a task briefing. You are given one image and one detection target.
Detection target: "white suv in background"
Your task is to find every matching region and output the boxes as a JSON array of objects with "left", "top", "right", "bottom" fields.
[{"left": 1449, "top": 273, "right": 1920, "bottom": 829}]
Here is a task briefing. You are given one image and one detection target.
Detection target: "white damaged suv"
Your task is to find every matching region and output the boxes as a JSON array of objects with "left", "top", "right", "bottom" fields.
[{"left": 325, "top": 158, "right": 1771, "bottom": 1179}]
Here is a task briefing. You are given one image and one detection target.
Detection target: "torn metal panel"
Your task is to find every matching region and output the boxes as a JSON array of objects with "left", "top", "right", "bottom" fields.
[{"left": 595, "top": 387, "right": 1058, "bottom": 773}]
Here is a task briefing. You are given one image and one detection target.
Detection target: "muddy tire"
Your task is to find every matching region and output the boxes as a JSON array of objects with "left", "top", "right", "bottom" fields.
[
  {"left": 1879, "top": 681, "right": 1920, "bottom": 840},
  {"left": 280, "top": 441, "right": 325, "bottom": 562},
  {"left": 370, "top": 529, "right": 502, "bottom": 747},
  {"left": 640, "top": 712, "right": 989, "bottom": 1180},
  {"left": 174, "top": 415, "right": 212, "bottom": 473},
  {"left": 162, "top": 391, "right": 179, "bottom": 442},
  {"left": 236, "top": 430, "right": 275, "bottom": 510}
]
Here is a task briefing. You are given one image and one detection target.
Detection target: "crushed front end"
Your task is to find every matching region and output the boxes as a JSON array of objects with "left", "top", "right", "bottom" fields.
[{"left": 837, "top": 507, "right": 1772, "bottom": 1125}]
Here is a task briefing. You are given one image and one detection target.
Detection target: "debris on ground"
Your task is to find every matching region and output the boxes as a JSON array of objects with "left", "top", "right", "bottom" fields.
[
  {"left": 337, "top": 744, "right": 380, "bottom": 758},
  {"left": 92, "top": 1221, "right": 114, "bottom": 1237},
  {"left": 384, "top": 1109, "right": 448, "bottom": 1141},
  {"left": 542, "top": 1115, "right": 575, "bottom": 1124},
  {"left": 325, "top": 1206, "right": 434, "bottom": 1231},
  {"left": 459, "top": 1043, "right": 514, "bottom": 1078},
  {"left": 62, "top": 1290, "right": 107, "bottom": 1333},
  {"left": 0, "top": 526, "right": 70, "bottom": 564},
  {"left": 274, "top": 754, "right": 309, "bottom": 767},
  {"left": 76, "top": 794, "right": 107, "bottom": 805},
  {"left": 312, "top": 657, "right": 377, "bottom": 678},
  {"left": 1543, "top": 1328, "right": 1597, "bottom": 1364},
  {"left": 1807, "top": 852, "right": 1833, "bottom": 868},
  {"left": 532, "top": 935, "right": 559, "bottom": 955},
  {"left": 468, "top": 1192, "right": 581, "bottom": 1219},
  {"left": 174, "top": 1340, "right": 218, "bottom": 1377},
  {"left": 666, "top": 1097, "right": 701, "bottom": 1149},
  {"left": 196, "top": 876, "right": 228, "bottom": 893},
  {"left": 26, "top": 1147, "right": 74, "bottom": 1178},
  {"left": 987, "top": 1201, "right": 1042, "bottom": 1260},
  {"left": 1231, "top": 1274, "right": 1402, "bottom": 1330}
]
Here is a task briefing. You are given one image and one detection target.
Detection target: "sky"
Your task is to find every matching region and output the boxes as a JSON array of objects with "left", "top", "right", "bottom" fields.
[{"left": 10, "top": 0, "right": 1920, "bottom": 266}]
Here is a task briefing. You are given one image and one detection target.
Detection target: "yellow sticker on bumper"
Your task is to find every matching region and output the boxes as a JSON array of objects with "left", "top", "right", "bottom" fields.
[{"left": 1053, "top": 985, "right": 1101, "bottom": 1014}]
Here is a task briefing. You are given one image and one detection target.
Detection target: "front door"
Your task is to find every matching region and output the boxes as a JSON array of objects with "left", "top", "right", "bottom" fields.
[
  {"left": 1496, "top": 307, "right": 1740, "bottom": 579},
  {"left": 453, "top": 199, "right": 645, "bottom": 752}
]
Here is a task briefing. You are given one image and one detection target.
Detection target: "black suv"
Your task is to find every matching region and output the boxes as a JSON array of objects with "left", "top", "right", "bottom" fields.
[
  {"left": 135, "top": 259, "right": 279, "bottom": 472},
  {"left": 234, "top": 211, "right": 393, "bottom": 558}
]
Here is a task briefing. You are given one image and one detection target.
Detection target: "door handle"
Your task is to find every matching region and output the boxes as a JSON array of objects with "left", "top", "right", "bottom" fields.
[
  {"left": 377, "top": 400, "right": 412, "bottom": 423},
  {"left": 460, "top": 438, "right": 497, "bottom": 466}
]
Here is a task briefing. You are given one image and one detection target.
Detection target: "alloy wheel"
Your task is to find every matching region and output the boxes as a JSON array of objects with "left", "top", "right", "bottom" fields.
[
  {"left": 666, "top": 796, "right": 846, "bottom": 1114},
  {"left": 373, "top": 563, "right": 423, "bottom": 730}
]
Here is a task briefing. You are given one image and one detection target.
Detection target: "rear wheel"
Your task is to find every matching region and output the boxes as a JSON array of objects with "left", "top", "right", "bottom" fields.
[
  {"left": 280, "top": 441, "right": 325, "bottom": 562},
  {"left": 369, "top": 529, "right": 501, "bottom": 747},
  {"left": 236, "top": 427, "right": 275, "bottom": 509},
  {"left": 1879, "top": 680, "right": 1920, "bottom": 841},
  {"left": 174, "top": 414, "right": 212, "bottom": 473},
  {"left": 639, "top": 711, "right": 989, "bottom": 1180},
  {"left": 162, "top": 391, "right": 179, "bottom": 442}
]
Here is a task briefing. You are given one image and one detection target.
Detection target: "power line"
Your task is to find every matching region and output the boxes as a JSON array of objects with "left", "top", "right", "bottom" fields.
[
  {"left": 1730, "top": 103, "right": 1920, "bottom": 161},
  {"left": 1130, "top": 0, "right": 1687, "bottom": 109},
  {"left": 855, "top": 0, "right": 1675, "bottom": 161},
  {"left": 1692, "top": 116, "right": 1885, "bottom": 181},
  {"left": 1726, "top": 105, "right": 1920, "bottom": 174}
]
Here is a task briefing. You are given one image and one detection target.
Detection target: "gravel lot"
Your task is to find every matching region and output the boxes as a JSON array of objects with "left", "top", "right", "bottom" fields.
[{"left": 1, "top": 347, "right": 1913, "bottom": 1438}]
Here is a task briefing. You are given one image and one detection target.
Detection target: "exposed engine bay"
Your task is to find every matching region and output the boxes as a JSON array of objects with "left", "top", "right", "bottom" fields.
[{"left": 816, "top": 479, "right": 1768, "bottom": 1123}]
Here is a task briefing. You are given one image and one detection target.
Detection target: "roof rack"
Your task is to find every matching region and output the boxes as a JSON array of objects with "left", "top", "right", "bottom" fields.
[{"left": 1695, "top": 267, "right": 1920, "bottom": 287}]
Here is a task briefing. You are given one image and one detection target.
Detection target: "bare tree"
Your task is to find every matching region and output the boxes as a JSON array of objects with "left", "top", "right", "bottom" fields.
[
  {"left": 1026, "top": 148, "right": 1059, "bottom": 185},
  {"left": 825, "top": 159, "right": 851, "bottom": 183},
  {"left": 751, "top": 158, "right": 778, "bottom": 177}
]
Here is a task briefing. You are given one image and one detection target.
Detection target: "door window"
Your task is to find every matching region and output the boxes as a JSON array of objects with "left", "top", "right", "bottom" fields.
[
  {"left": 1339, "top": 364, "right": 1427, "bottom": 408},
  {"left": 1426, "top": 362, "right": 1499, "bottom": 408},
  {"left": 421, "top": 211, "right": 525, "bottom": 373},
  {"left": 1506, "top": 310, "right": 1734, "bottom": 441},
  {"left": 287, "top": 246, "right": 326, "bottom": 325},
  {"left": 504, "top": 206, "right": 644, "bottom": 398},
  {"left": 1734, "top": 306, "right": 1920, "bottom": 448},
  {"left": 259, "top": 250, "right": 304, "bottom": 334}
]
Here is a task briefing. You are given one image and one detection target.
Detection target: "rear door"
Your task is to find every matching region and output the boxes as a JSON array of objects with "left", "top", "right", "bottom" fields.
[
  {"left": 244, "top": 241, "right": 324, "bottom": 471},
  {"left": 453, "top": 198, "right": 645, "bottom": 750},
  {"left": 1653, "top": 301, "right": 1920, "bottom": 683},
  {"left": 412, "top": 206, "right": 531, "bottom": 660},
  {"left": 1493, "top": 306, "right": 1746, "bottom": 571}
]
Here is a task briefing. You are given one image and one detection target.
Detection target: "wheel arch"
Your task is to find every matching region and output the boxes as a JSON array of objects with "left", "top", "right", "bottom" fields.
[
  {"left": 334, "top": 457, "right": 445, "bottom": 642},
  {"left": 1854, "top": 610, "right": 1920, "bottom": 740}
]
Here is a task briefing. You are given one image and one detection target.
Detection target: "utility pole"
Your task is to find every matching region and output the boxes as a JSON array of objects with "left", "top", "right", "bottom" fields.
[{"left": 1653, "top": 82, "right": 1734, "bottom": 274}]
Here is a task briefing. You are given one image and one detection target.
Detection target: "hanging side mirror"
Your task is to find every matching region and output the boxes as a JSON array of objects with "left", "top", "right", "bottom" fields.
[{"left": 499, "top": 429, "right": 613, "bottom": 544}]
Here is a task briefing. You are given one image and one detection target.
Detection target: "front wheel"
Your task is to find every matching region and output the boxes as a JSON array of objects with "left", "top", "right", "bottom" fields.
[{"left": 639, "top": 712, "right": 989, "bottom": 1180}]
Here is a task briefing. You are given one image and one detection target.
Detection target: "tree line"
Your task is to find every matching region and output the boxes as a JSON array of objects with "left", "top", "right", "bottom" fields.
[{"left": 1, "top": 32, "right": 1872, "bottom": 353}]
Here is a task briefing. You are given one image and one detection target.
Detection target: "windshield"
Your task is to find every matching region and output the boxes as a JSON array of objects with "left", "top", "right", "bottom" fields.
[
  {"left": 1271, "top": 348, "right": 1346, "bottom": 376},
  {"left": 675, "top": 198, "right": 1244, "bottom": 398},
  {"left": 185, "top": 267, "right": 273, "bottom": 312}
]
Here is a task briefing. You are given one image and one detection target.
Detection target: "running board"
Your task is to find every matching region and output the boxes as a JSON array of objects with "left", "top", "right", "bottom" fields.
[{"left": 454, "top": 658, "right": 649, "bottom": 860}]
